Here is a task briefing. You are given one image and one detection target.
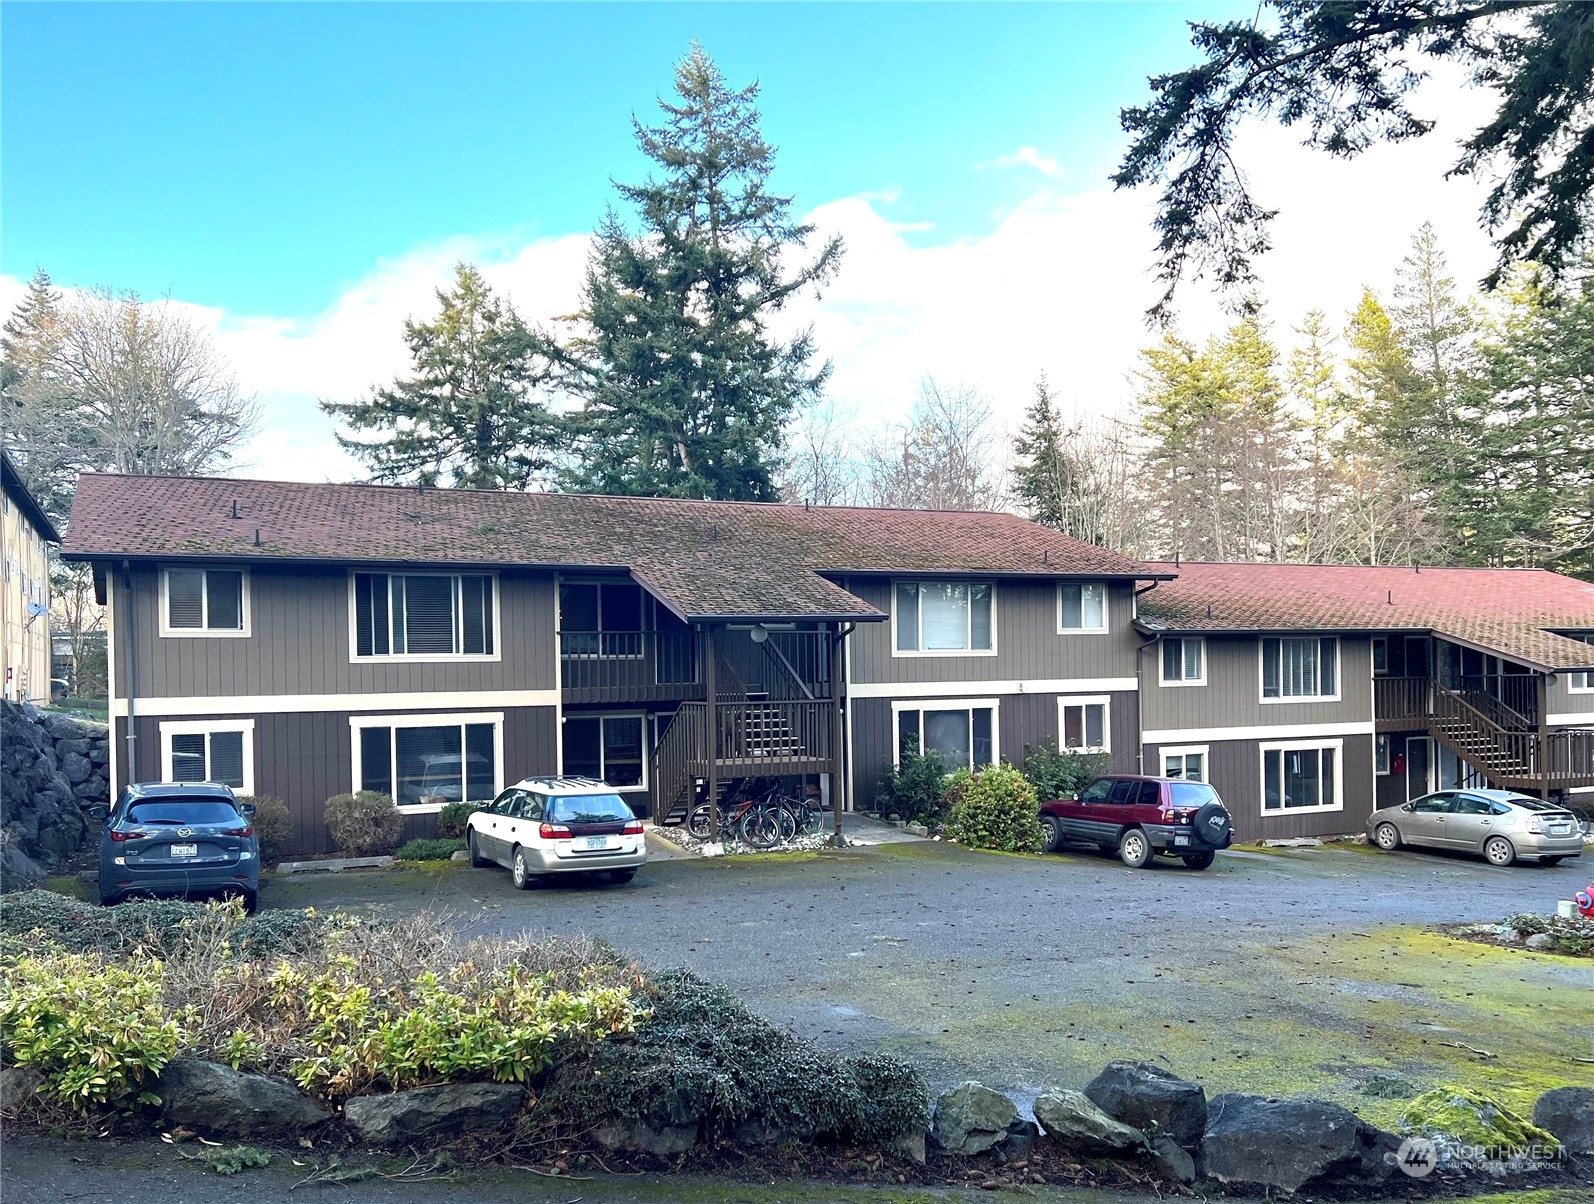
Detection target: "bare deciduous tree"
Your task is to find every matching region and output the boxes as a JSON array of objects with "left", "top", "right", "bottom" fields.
[
  {"left": 777, "top": 398, "right": 863, "bottom": 505},
  {"left": 864, "top": 378, "right": 1005, "bottom": 511}
]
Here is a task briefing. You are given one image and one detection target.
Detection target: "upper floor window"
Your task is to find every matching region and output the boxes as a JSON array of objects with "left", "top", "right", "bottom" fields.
[
  {"left": 353, "top": 571, "right": 495, "bottom": 658},
  {"left": 1569, "top": 635, "right": 1593, "bottom": 692},
  {"left": 162, "top": 568, "right": 247, "bottom": 636},
  {"left": 894, "top": 581, "right": 993, "bottom": 654},
  {"left": 1161, "top": 636, "right": 1204, "bottom": 684},
  {"left": 1058, "top": 582, "right": 1107, "bottom": 632},
  {"left": 1262, "top": 636, "right": 1337, "bottom": 700}
]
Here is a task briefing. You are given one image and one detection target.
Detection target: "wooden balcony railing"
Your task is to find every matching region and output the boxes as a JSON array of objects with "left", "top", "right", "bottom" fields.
[
  {"left": 559, "top": 631, "right": 700, "bottom": 703},
  {"left": 1374, "top": 676, "right": 1433, "bottom": 730},
  {"left": 649, "top": 699, "right": 838, "bottom": 822}
]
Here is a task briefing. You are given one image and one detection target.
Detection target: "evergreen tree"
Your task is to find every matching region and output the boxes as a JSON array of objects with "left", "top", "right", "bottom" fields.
[
  {"left": 1011, "top": 375, "right": 1072, "bottom": 530},
  {"left": 0, "top": 269, "right": 75, "bottom": 518},
  {"left": 1010, "top": 375, "right": 1135, "bottom": 549},
  {"left": 560, "top": 45, "right": 843, "bottom": 500},
  {"left": 322, "top": 264, "right": 557, "bottom": 489}
]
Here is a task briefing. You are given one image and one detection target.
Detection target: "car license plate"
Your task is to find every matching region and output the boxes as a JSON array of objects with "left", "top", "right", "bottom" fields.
[
  {"left": 1549, "top": 825, "right": 1570, "bottom": 836},
  {"left": 585, "top": 836, "right": 609, "bottom": 850},
  {"left": 170, "top": 843, "right": 198, "bottom": 858},
  {"left": 1174, "top": 834, "right": 1189, "bottom": 846}
]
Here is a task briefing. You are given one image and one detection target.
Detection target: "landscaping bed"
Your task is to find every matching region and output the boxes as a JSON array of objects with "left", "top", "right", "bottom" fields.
[{"left": 1446, "top": 912, "right": 1594, "bottom": 957}]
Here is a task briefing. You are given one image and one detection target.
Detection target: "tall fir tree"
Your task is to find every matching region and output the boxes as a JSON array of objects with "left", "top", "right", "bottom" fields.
[
  {"left": 1012, "top": 375, "right": 1073, "bottom": 530},
  {"left": 0, "top": 269, "right": 75, "bottom": 519},
  {"left": 322, "top": 264, "right": 558, "bottom": 489},
  {"left": 559, "top": 45, "right": 843, "bottom": 500}
]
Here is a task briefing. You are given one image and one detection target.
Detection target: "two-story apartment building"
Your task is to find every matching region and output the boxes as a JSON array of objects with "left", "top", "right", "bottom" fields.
[
  {"left": 61, "top": 474, "right": 1594, "bottom": 854},
  {"left": 1136, "top": 562, "right": 1594, "bottom": 837},
  {"left": 2, "top": 450, "right": 60, "bottom": 704}
]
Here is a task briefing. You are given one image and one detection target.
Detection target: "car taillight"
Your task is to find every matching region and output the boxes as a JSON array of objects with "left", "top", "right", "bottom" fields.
[
  {"left": 1525, "top": 818, "right": 1544, "bottom": 834},
  {"left": 221, "top": 825, "right": 253, "bottom": 837},
  {"left": 539, "top": 823, "right": 572, "bottom": 840},
  {"left": 622, "top": 820, "right": 644, "bottom": 836},
  {"left": 1163, "top": 807, "right": 1195, "bottom": 825},
  {"left": 110, "top": 829, "right": 146, "bottom": 842}
]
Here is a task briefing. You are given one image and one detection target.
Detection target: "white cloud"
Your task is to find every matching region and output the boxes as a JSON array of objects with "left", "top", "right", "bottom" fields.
[
  {"left": 3, "top": 69, "right": 1503, "bottom": 482},
  {"left": 984, "top": 146, "right": 1066, "bottom": 178}
]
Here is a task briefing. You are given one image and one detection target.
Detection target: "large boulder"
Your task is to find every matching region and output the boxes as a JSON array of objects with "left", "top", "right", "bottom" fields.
[
  {"left": 1202, "top": 1094, "right": 1398, "bottom": 1192},
  {"left": 592, "top": 1118, "right": 699, "bottom": 1157},
  {"left": 1534, "top": 1087, "right": 1594, "bottom": 1155},
  {"left": 1084, "top": 1060, "right": 1207, "bottom": 1147},
  {"left": 0, "top": 1067, "right": 41, "bottom": 1110},
  {"left": 342, "top": 1082, "right": 523, "bottom": 1145},
  {"left": 1400, "top": 1085, "right": 1560, "bottom": 1163},
  {"left": 1033, "top": 1089, "right": 1144, "bottom": 1151},
  {"left": 931, "top": 1081, "right": 1017, "bottom": 1155},
  {"left": 158, "top": 1058, "right": 329, "bottom": 1136}
]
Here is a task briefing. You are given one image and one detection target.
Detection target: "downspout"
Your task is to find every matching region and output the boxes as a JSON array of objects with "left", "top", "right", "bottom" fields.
[
  {"left": 829, "top": 623, "right": 856, "bottom": 848},
  {"left": 1132, "top": 581, "right": 1162, "bottom": 776},
  {"left": 121, "top": 560, "right": 137, "bottom": 788}
]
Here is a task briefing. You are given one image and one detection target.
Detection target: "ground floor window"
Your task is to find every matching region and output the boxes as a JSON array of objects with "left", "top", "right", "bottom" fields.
[
  {"left": 1261, "top": 740, "right": 1341, "bottom": 813},
  {"left": 563, "top": 713, "right": 646, "bottom": 789},
  {"left": 894, "top": 702, "right": 996, "bottom": 772},
  {"left": 160, "top": 720, "right": 254, "bottom": 793},
  {"left": 1161, "top": 746, "right": 1207, "bottom": 781},
  {"left": 1058, "top": 696, "right": 1110, "bottom": 753},
  {"left": 1375, "top": 734, "right": 1391, "bottom": 775},
  {"left": 352, "top": 713, "right": 500, "bottom": 809}
]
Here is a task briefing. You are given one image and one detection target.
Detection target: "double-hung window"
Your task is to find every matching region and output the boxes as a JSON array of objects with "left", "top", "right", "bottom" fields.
[
  {"left": 895, "top": 703, "right": 996, "bottom": 771},
  {"left": 895, "top": 581, "right": 993, "bottom": 654},
  {"left": 161, "top": 720, "right": 254, "bottom": 793},
  {"left": 163, "top": 568, "right": 247, "bottom": 635},
  {"left": 352, "top": 572, "right": 495, "bottom": 658},
  {"left": 1161, "top": 746, "right": 1206, "bottom": 781},
  {"left": 1059, "top": 696, "right": 1110, "bottom": 752},
  {"left": 1569, "top": 636, "right": 1594, "bottom": 692},
  {"left": 1058, "top": 582, "right": 1107, "bottom": 632},
  {"left": 1261, "top": 741, "right": 1341, "bottom": 813},
  {"left": 1261, "top": 636, "right": 1337, "bottom": 700},
  {"left": 560, "top": 582, "right": 644, "bottom": 658},
  {"left": 1161, "top": 636, "right": 1204, "bottom": 684},
  {"left": 562, "top": 714, "right": 646, "bottom": 789},
  {"left": 354, "top": 714, "right": 499, "bottom": 808}
]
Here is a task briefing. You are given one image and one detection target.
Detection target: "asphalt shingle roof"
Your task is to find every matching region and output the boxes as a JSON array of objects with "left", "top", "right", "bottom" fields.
[
  {"left": 63, "top": 474, "right": 1164, "bottom": 622},
  {"left": 1139, "top": 561, "right": 1594, "bottom": 672}
]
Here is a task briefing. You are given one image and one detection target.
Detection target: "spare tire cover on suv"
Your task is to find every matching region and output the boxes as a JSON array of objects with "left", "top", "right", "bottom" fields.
[{"left": 1191, "top": 802, "right": 1230, "bottom": 845}]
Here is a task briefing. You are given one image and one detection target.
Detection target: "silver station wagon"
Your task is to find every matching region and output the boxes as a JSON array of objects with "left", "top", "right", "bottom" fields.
[
  {"left": 1367, "top": 788, "right": 1585, "bottom": 867},
  {"left": 466, "top": 776, "right": 647, "bottom": 888}
]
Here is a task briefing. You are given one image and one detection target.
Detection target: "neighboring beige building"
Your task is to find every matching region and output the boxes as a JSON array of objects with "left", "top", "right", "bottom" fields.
[{"left": 2, "top": 450, "right": 60, "bottom": 703}]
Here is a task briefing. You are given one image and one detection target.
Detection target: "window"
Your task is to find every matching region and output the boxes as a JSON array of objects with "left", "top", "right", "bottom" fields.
[
  {"left": 560, "top": 582, "right": 644, "bottom": 657},
  {"left": 162, "top": 568, "right": 247, "bottom": 635},
  {"left": 352, "top": 572, "right": 495, "bottom": 658},
  {"left": 352, "top": 714, "right": 499, "bottom": 809},
  {"left": 1161, "top": 746, "right": 1207, "bottom": 781},
  {"left": 562, "top": 714, "right": 646, "bottom": 789},
  {"left": 1059, "top": 582, "right": 1108, "bottom": 633},
  {"left": 1372, "top": 638, "right": 1389, "bottom": 676},
  {"left": 1161, "top": 637, "right": 1204, "bottom": 684},
  {"left": 1059, "top": 696, "right": 1110, "bottom": 752},
  {"left": 1261, "top": 740, "right": 1341, "bottom": 813},
  {"left": 160, "top": 720, "right": 254, "bottom": 794},
  {"left": 1261, "top": 636, "right": 1338, "bottom": 700},
  {"left": 895, "top": 703, "right": 997, "bottom": 772},
  {"left": 1569, "top": 635, "right": 1594, "bottom": 692},
  {"left": 894, "top": 581, "right": 993, "bottom": 654},
  {"left": 1375, "top": 734, "right": 1391, "bottom": 775}
]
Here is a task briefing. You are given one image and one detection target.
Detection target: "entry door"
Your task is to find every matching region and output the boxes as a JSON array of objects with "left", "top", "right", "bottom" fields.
[{"left": 1406, "top": 737, "right": 1433, "bottom": 801}]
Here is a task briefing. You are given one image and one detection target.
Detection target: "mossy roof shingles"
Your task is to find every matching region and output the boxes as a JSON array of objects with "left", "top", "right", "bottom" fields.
[{"left": 64, "top": 473, "right": 1162, "bottom": 622}]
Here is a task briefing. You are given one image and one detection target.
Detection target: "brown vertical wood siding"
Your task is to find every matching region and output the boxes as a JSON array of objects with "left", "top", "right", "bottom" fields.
[{"left": 1141, "top": 633, "right": 1375, "bottom": 732}]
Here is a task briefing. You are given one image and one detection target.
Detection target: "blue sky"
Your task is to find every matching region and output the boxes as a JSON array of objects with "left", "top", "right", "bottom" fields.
[{"left": 4, "top": 2, "right": 1214, "bottom": 315}]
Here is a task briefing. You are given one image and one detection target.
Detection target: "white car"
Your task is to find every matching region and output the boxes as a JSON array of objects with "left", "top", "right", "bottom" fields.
[{"left": 465, "top": 776, "right": 647, "bottom": 887}]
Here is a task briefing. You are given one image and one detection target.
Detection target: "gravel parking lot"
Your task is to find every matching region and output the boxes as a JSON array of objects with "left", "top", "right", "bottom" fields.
[{"left": 267, "top": 836, "right": 1594, "bottom": 1124}]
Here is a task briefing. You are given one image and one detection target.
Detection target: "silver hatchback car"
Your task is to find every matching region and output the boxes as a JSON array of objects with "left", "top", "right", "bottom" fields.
[
  {"left": 466, "top": 776, "right": 647, "bottom": 887},
  {"left": 1367, "top": 788, "right": 1585, "bottom": 867}
]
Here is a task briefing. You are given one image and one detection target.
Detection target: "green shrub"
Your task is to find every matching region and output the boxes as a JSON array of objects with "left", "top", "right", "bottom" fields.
[
  {"left": 323, "top": 791, "right": 402, "bottom": 857},
  {"left": 874, "top": 739, "right": 950, "bottom": 824},
  {"left": 0, "top": 952, "right": 181, "bottom": 1107},
  {"left": 1504, "top": 912, "right": 1594, "bottom": 956},
  {"left": 1021, "top": 740, "right": 1109, "bottom": 801},
  {"left": 394, "top": 837, "right": 466, "bottom": 862},
  {"left": 235, "top": 795, "right": 292, "bottom": 865},
  {"left": 436, "top": 801, "right": 484, "bottom": 839},
  {"left": 945, "top": 764, "right": 1043, "bottom": 852},
  {"left": 547, "top": 969, "right": 929, "bottom": 1146},
  {"left": 0, "top": 889, "right": 321, "bottom": 961}
]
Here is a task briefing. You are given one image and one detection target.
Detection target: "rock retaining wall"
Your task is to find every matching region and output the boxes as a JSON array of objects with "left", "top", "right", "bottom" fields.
[{"left": 0, "top": 700, "right": 110, "bottom": 889}]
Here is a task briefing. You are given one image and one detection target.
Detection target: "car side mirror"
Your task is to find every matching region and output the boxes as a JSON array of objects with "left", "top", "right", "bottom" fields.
[
  {"left": 1401, "top": 803, "right": 1414, "bottom": 812},
  {"left": 86, "top": 804, "right": 109, "bottom": 824},
  {"left": 238, "top": 802, "right": 256, "bottom": 817}
]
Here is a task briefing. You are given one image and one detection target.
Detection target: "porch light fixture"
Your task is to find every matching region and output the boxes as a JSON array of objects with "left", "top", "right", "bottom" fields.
[{"left": 750, "top": 625, "right": 769, "bottom": 643}]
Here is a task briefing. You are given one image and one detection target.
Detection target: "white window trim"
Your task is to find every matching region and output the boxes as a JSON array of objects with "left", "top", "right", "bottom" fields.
[
  {"left": 159, "top": 718, "right": 256, "bottom": 795},
  {"left": 1056, "top": 581, "right": 1110, "bottom": 635},
  {"left": 159, "top": 567, "right": 251, "bottom": 638},
  {"left": 890, "top": 579, "right": 999, "bottom": 658},
  {"left": 1258, "top": 636, "right": 1342, "bottom": 704},
  {"left": 560, "top": 710, "right": 649, "bottom": 793},
  {"left": 889, "top": 697, "right": 1001, "bottom": 769},
  {"left": 1058, "top": 694, "right": 1112, "bottom": 754},
  {"left": 1159, "top": 743, "right": 1209, "bottom": 780},
  {"left": 1374, "top": 733, "right": 1392, "bottom": 776},
  {"left": 346, "top": 569, "right": 503, "bottom": 665},
  {"left": 1159, "top": 636, "right": 1207, "bottom": 687},
  {"left": 1568, "top": 638, "right": 1594, "bottom": 692},
  {"left": 1258, "top": 736, "right": 1344, "bottom": 816},
  {"left": 349, "top": 711, "right": 505, "bottom": 815}
]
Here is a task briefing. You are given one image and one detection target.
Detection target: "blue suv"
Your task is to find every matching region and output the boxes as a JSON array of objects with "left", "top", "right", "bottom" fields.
[{"left": 96, "top": 783, "right": 260, "bottom": 910}]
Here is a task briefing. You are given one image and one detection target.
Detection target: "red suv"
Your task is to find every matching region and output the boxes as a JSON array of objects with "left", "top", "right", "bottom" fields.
[{"left": 1039, "top": 775, "right": 1234, "bottom": 870}]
